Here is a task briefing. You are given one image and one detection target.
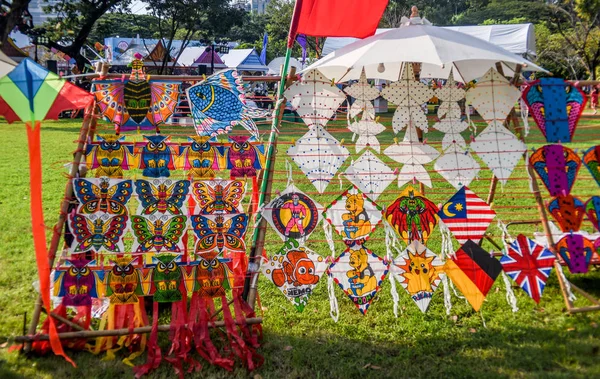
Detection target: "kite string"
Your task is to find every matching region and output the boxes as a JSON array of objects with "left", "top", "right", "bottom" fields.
[
  {"left": 383, "top": 220, "right": 400, "bottom": 318},
  {"left": 438, "top": 221, "right": 454, "bottom": 260},
  {"left": 323, "top": 222, "right": 339, "bottom": 323},
  {"left": 556, "top": 263, "right": 577, "bottom": 302}
]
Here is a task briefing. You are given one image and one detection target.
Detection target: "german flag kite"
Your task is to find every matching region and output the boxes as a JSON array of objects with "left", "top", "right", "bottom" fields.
[{"left": 444, "top": 240, "right": 502, "bottom": 311}]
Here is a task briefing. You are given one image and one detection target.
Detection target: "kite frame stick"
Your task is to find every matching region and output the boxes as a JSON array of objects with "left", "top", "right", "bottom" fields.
[
  {"left": 24, "top": 103, "right": 97, "bottom": 353},
  {"left": 14, "top": 318, "right": 263, "bottom": 343}
]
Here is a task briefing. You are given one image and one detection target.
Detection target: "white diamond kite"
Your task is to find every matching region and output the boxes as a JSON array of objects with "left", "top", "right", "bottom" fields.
[
  {"left": 465, "top": 68, "right": 521, "bottom": 122},
  {"left": 344, "top": 150, "right": 395, "bottom": 200},
  {"left": 343, "top": 68, "right": 380, "bottom": 119},
  {"left": 434, "top": 145, "right": 480, "bottom": 190},
  {"left": 432, "top": 71, "right": 470, "bottom": 151},
  {"left": 391, "top": 240, "right": 444, "bottom": 313},
  {"left": 470, "top": 120, "right": 526, "bottom": 185},
  {"left": 381, "top": 63, "right": 433, "bottom": 134},
  {"left": 284, "top": 69, "right": 346, "bottom": 128},
  {"left": 287, "top": 125, "right": 350, "bottom": 194}
]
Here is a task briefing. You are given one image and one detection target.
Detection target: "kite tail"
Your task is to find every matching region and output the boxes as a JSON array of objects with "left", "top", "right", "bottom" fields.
[
  {"left": 134, "top": 301, "right": 162, "bottom": 378},
  {"left": 441, "top": 274, "right": 452, "bottom": 315},
  {"left": 501, "top": 272, "right": 519, "bottom": 313},
  {"left": 323, "top": 222, "right": 340, "bottom": 322}
]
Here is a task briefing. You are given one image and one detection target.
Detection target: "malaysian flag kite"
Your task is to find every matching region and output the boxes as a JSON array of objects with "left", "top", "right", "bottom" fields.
[
  {"left": 500, "top": 234, "right": 556, "bottom": 303},
  {"left": 438, "top": 186, "right": 496, "bottom": 245}
]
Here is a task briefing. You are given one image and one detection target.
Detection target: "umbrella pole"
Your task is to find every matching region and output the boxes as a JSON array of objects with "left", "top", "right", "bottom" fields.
[
  {"left": 242, "top": 47, "right": 296, "bottom": 306},
  {"left": 24, "top": 104, "right": 97, "bottom": 354}
]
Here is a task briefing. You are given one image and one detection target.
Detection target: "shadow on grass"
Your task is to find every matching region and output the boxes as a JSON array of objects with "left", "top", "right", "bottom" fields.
[{"left": 1, "top": 322, "right": 598, "bottom": 379}]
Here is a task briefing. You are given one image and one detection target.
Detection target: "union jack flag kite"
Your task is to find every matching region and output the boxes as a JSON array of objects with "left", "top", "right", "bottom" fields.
[
  {"left": 500, "top": 234, "right": 556, "bottom": 303},
  {"left": 438, "top": 186, "right": 496, "bottom": 245}
]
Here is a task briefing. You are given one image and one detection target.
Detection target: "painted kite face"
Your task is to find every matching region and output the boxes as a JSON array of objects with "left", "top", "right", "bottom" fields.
[
  {"left": 144, "top": 135, "right": 169, "bottom": 152},
  {"left": 152, "top": 254, "right": 182, "bottom": 302},
  {"left": 189, "top": 136, "right": 212, "bottom": 152},
  {"left": 108, "top": 258, "right": 141, "bottom": 304},
  {"left": 61, "top": 259, "right": 96, "bottom": 306},
  {"left": 230, "top": 135, "right": 251, "bottom": 153},
  {"left": 97, "top": 134, "right": 124, "bottom": 152}
]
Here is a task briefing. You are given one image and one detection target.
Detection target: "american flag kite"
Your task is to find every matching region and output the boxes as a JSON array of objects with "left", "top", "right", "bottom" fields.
[
  {"left": 437, "top": 186, "right": 496, "bottom": 245},
  {"left": 500, "top": 234, "right": 556, "bottom": 303}
]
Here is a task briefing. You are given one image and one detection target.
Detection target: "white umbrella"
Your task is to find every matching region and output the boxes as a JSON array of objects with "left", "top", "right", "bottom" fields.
[
  {"left": 301, "top": 19, "right": 546, "bottom": 82},
  {"left": 268, "top": 56, "right": 303, "bottom": 75},
  {"left": 0, "top": 50, "right": 17, "bottom": 78}
]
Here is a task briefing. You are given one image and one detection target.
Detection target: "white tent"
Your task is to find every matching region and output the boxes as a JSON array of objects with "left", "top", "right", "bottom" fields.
[
  {"left": 220, "top": 48, "right": 268, "bottom": 73},
  {"left": 0, "top": 50, "right": 17, "bottom": 78},
  {"left": 322, "top": 24, "right": 537, "bottom": 60}
]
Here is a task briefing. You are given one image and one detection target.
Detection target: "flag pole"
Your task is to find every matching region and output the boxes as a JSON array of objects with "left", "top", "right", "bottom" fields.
[{"left": 242, "top": 0, "right": 303, "bottom": 305}]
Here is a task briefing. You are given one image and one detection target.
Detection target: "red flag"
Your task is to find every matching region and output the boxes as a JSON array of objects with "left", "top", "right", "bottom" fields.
[{"left": 287, "top": 0, "right": 389, "bottom": 47}]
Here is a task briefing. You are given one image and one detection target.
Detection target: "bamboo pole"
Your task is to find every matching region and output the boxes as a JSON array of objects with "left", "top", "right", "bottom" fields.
[
  {"left": 24, "top": 104, "right": 96, "bottom": 353},
  {"left": 41, "top": 308, "right": 86, "bottom": 332},
  {"left": 14, "top": 317, "right": 263, "bottom": 343}
]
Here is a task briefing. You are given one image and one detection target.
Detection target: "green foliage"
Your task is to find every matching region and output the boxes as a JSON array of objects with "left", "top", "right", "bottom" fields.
[
  {"left": 453, "top": 0, "right": 551, "bottom": 25},
  {"left": 89, "top": 13, "right": 161, "bottom": 42}
]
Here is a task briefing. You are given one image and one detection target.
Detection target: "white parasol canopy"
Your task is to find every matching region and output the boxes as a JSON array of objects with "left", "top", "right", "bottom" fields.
[
  {"left": 302, "top": 18, "right": 546, "bottom": 82},
  {"left": 268, "top": 56, "right": 303, "bottom": 75}
]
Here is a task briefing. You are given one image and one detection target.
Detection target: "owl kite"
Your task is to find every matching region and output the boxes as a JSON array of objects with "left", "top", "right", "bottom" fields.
[{"left": 85, "top": 134, "right": 134, "bottom": 178}]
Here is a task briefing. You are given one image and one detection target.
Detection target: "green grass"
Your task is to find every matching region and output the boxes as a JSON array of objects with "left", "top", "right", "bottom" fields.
[{"left": 0, "top": 113, "right": 599, "bottom": 379}]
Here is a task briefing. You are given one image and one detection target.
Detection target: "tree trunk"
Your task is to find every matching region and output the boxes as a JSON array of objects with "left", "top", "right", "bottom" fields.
[{"left": 0, "top": 0, "right": 31, "bottom": 48}]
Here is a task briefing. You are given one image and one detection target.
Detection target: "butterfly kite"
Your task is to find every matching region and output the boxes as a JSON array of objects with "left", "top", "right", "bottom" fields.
[
  {"left": 73, "top": 177, "right": 133, "bottom": 215},
  {"left": 92, "top": 57, "right": 180, "bottom": 132},
  {"left": 522, "top": 78, "right": 587, "bottom": 143},
  {"left": 135, "top": 178, "right": 190, "bottom": 215},
  {"left": 131, "top": 214, "right": 187, "bottom": 253},
  {"left": 186, "top": 70, "right": 270, "bottom": 138},
  {"left": 191, "top": 179, "right": 245, "bottom": 215},
  {"left": 68, "top": 213, "right": 128, "bottom": 255}
]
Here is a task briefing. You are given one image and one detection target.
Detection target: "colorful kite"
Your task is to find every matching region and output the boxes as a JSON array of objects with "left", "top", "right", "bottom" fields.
[
  {"left": 556, "top": 233, "right": 595, "bottom": 274},
  {"left": 347, "top": 114, "right": 386, "bottom": 154},
  {"left": 131, "top": 214, "right": 187, "bottom": 253},
  {"left": 53, "top": 259, "right": 103, "bottom": 307},
  {"left": 465, "top": 68, "right": 521, "bottom": 122},
  {"left": 135, "top": 178, "right": 190, "bottom": 215},
  {"left": 323, "top": 187, "right": 382, "bottom": 242},
  {"left": 190, "top": 213, "right": 248, "bottom": 254},
  {"left": 0, "top": 58, "right": 94, "bottom": 363},
  {"left": 583, "top": 145, "right": 600, "bottom": 186},
  {"left": 191, "top": 179, "right": 245, "bottom": 215},
  {"left": 391, "top": 240, "right": 444, "bottom": 313},
  {"left": 500, "top": 234, "right": 556, "bottom": 303},
  {"left": 261, "top": 184, "right": 322, "bottom": 241},
  {"left": 434, "top": 145, "right": 481, "bottom": 190},
  {"left": 383, "top": 124, "right": 440, "bottom": 188},
  {"left": 93, "top": 58, "right": 180, "bottom": 132},
  {"left": 529, "top": 145, "right": 581, "bottom": 197},
  {"left": 186, "top": 70, "right": 269, "bottom": 138},
  {"left": 284, "top": 69, "right": 346, "bottom": 128},
  {"left": 470, "top": 120, "right": 526, "bottom": 185},
  {"left": 385, "top": 185, "right": 438, "bottom": 245},
  {"left": 522, "top": 78, "right": 587, "bottom": 143},
  {"left": 381, "top": 63, "right": 433, "bottom": 134},
  {"left": 73, "top": 177, "right": 133, "bottom": 215},
  {"left": 438, "top": 186, "right": 496, "bottom": 245},
  {"left": 547, "top": 194, "right": 585, "bottom": 232},
  {"left": 85, "top": 134, "right": 134, "bottom": 178},
  {"left": 443, "top": 240, "right": 502, "bottom": 311},
  {"left": 287, "top": 125, "right": 350, "bottom": 194},
  {"left": 585, "top": 196, "right": 600, "bottom": 232},
  {"left": 68, "top": 213, "right": 128, "bottom": 255},
  {"left": 137, "top": 135, "right": 177, "bottom": 178},
  {"left": 327, "top": 243, "right": 389, "bottom": 315},
  {"left": 178, "top": 136, "right": 224, "bottom": 179},
  {"left": 262, "top": 239, "right": 327, "bottom": 311},
  {"left": 344, "top": 150, "right": 394, "bottom": 201},
  {"left": 225, "top": 135, "right": 266, "bottom": 178},
  {"left": 343, "top": 68, "right": 380, "bottom": 119}
]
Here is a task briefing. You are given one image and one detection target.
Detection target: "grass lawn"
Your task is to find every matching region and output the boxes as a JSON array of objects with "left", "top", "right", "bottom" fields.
[{"left": 0, "top": 112, "right": 599, "bottom": 378}]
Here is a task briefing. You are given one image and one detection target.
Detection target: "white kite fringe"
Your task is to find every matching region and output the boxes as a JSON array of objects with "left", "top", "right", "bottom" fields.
[
  {"left": 384, "top": 220, "right": 401, "bottom": 318},
  {"left": 323, "top": 222, "right": 339, "bottom": 322},
  {"left": 438, "top": 221, "right": 454, "bottom": 260},
  {"left": 502, "top": 271, "right": 519, "bottom": 313},
  {"left": 441, "top": 274, "right": 452, "bottom": 315},
  {"left": 556, "top": 263, "right": 577, "bottom": 302},
  {"left": 519, "top": 96, "right": 530, "bottom": 137}
]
